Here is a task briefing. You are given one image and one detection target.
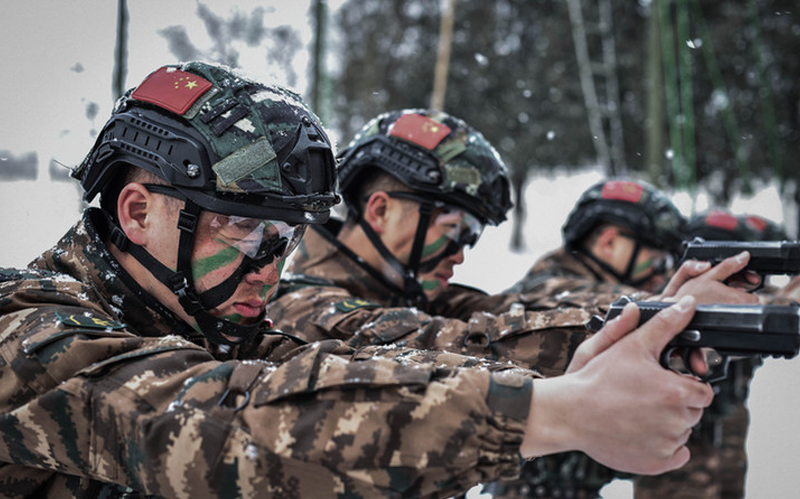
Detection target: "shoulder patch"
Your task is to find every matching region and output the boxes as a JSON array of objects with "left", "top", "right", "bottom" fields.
[
  {"left": 56, "top": 311, "right": 126, "bottom": 330},
  {"left": 333, "top": 299, "right": 380, "bottom": 313}
]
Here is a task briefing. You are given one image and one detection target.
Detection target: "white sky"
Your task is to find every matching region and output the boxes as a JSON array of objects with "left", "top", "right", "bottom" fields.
[
  {"left": 0, "top": 2, "right": 798, "bottom": 497},
  {"left": 0, "top": 0, "right": 321, "bottom": 166}
]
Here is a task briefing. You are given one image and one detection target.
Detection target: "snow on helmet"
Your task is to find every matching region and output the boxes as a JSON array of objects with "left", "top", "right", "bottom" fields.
[
  {"left": 74, "top": 61, "right": 338, "bottom": 225},
  {"left": 687, "top": 210, "right": 785, "bottom": 242},
  {"left": 337, "top": 109, "right": 512, "bottom": 225},
  {"left": 563, "top": 179, "right": 687, "bottom": 257},
  {"left": 72, "top": 62, "right": 339, "bottom": 348}
]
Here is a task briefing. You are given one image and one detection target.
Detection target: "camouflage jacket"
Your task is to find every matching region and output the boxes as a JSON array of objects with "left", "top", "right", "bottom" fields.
[
  {"left": 0, "top": 208, "right": 537, "bottom": 499},
  {"left": 491, "top": 249, "right": 647, "bottom": 499},
  {"left": 505, "top": 247, "right": 755, "bottom": 499},
  {"left": 506, "top": 248, "right": 646, "bottom": 303},
  {"left": 267, "top": 223, "right": 595, "bottom": 378}
]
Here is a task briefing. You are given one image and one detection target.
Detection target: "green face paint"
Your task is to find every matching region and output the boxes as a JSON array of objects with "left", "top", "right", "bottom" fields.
[
  {"left": 257, "top": 258, "right": 286, "bottom": 300},
  {"left": 632, "top": 256, "right": 656, "bottom": 276},
  {"left": 220, "top": 313, "right": 244, "bottom": 324},
  {"left": 192, "top": 245, "right": 242, "bottom": 283},
  {"left": 421, "top": 233, "right": 450, "bottom": 259},
  {"left": 420, "top": 278, "right": 443, "bottom": 292}
]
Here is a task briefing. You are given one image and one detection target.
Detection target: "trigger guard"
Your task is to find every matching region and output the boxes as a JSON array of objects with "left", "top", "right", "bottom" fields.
[
  {"left": 659, "top": 347, "right": 693, "bottom": 376},
  {"left": 661, "top": 346, "right": 730, "bottom": 383}
]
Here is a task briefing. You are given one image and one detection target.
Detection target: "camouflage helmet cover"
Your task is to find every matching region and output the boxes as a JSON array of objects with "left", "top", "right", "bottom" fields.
[
  {"left": 686, "top": 210, "right": 785, "bottom": 242},
  {"left": 73, "top": 61, "right": 338, "bottom": 225},
  {"left": 336, "top": 109, "right": 512, "bottom": 225},
  {"left": 742, "top": 214, "right": 788, "bottom": 241},
  {"left": 563, "top": 179, "right": 687, "bottom": 255}
]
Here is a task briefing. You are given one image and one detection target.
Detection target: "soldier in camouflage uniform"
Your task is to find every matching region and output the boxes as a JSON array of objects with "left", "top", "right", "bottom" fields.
[
  {"left": 264, "top": 110, "right": 757, "bottom": 498},
  {"left": 266, "top": 109, "right": 598, "bottom": 378},
  {"left": 494, "top": 179, "right": 690, "bottom": 498},
  {"left": 0, "top": 63, "right": 719, "bottom": 498},
  {"left": 266, "top": 111, "right": 752, "bottom": 378},
  {"left": 508, "top": 188, "right": 764, "bottom": 499},
  {"left": 635, "top": 208, "right": 791, "bottom": 499}
]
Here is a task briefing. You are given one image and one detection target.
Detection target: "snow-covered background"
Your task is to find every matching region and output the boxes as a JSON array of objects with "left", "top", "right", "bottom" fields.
[{"left": 1, "top": 2, "right": 798, "bottom": 497}]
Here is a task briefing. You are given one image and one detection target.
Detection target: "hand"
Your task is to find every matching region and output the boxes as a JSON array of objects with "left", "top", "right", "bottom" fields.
[
  {"left": 656, "top": 251, "right": 759, "bottom": 304},
  {"left": 568, "top": 300, "right": 709, "bottom": 377},
  {"left": 775, "top": 275, "right": 800, "bottom": 304},
  {"left": 520, "top": 295, "right": 714, "bottom": 475}
]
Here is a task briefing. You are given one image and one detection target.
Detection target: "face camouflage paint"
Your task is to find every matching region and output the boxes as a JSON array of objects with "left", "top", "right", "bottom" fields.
[
  {"left": 632, "top": 256, "right": 657, "bottom": 276},
  {"left": 419, "top": 207, "right": 484, "bottom": 261},
  {"left": 198, "top": 252, "right": 288, "bottom": 326},
  {"left": 420, "top": 278, "right": 444, "bottom": 292},
  {"left": 421, "top": 233, "right": 451, "bottom": 259},
  {"left": 183, "top": 212, "right": 305, "bottom": 326},
  {"left": 192, "top": 246, "right": 243, "bottom": 283},
  {"left": 258, "top": 258, "right": 287, "bottom": 301}
]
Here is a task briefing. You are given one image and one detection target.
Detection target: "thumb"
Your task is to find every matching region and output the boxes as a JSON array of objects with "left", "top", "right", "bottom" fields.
[{"left": 636, "top": 295, "right": 697, "bottom": 358}]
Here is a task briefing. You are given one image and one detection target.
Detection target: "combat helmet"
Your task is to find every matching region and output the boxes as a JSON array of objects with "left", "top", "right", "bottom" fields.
[
  {"left": 744, "top": 214, "right": 789, "bottom": 241},
  {"left": 562, "top": 178, "right": 687, "bottom": 286},
  {"left": 686, "top": 210, "right": 760, "bottom": 242},
  {"left": 73, "top": 62, "right": 338, "bottom": 347},
  {"left": 338, "top": 109, "right": 512, "bottom": 225},
  {"left": 686, "top": 210, "right": 787, "bottom": 242},
  {"left": 335, "top": 109, "right": 512, "bottom": 306}
]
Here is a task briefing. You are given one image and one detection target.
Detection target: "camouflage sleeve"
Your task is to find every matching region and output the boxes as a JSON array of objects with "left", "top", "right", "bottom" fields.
[
  {"left": 509, "top": 276, "right": 645, "bottom": 315},
  {"left": 0, "top": 276, "right": 532, "bottom": 498},
  {"left": 427, "top": 283, "right": 524, "bottom": 319},
  {"left": 268, "top": 284, "right": 591, "bottom": 377},
  {"left": 428, "top": 281, "right": 632, "bottom": 319}
]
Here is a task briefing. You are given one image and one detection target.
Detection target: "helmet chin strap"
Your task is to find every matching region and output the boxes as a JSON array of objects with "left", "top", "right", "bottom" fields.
[
  {"left": 352, "top": 200, "right": 453, "bottom": 308},
  {"left": 107, "top": 199, "right": 273, "bottom": 347},
  {"left": 576, "top": 238, "right": 655, "bottom": 289}
]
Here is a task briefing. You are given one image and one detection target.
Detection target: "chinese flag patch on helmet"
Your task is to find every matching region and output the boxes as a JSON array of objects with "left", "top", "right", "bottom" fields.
[
  {"left": 745, "top": 215, "right": 768, "bottom": 233},
  {"left": 388, "top": 113, "right": 452, "bottom": 150},
  {"left": 706, "top": 210, "right": 739, "bottom": 231},
  {"left": 131, "top": 66, "right": 213, "bottom": 115},
  {"left": 601, "top": 180, "right": 644, "bottom": 203}
]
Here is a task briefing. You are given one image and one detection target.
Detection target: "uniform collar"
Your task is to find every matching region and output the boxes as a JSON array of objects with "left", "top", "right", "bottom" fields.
[{"left": 32, "top": 208, "right": 200, "bottom": 341}]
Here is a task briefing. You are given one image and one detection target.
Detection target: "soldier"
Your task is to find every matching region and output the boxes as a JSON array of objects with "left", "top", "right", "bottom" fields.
[
  {"left": 508, "top": 190, "right": 765, "bottom": 499},
  {"left": 637, "top": 208, "right": 790, "bottom": 499},
  {"left": 0, "top": 63, "right": 719, "bottom": 498},
  {"left": 509, "top": 178, "right": 687, "bottom": 297},
  {"left": 495, "top": 179, "right": 694, "bottom": 498},
  {"left": 267, "top": 110, "right": 754, "bottom": 378},
  {"left": 266, "top": 109, "right": 758, "bottom": 497}
]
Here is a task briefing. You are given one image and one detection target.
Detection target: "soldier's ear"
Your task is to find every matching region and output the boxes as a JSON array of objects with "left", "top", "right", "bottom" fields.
[
  {"left": 594, "top": 225, "right": 621, "bottom": 259},
  {"left": 116, "top": 182, "right": 154, "bottom": 246},
  {"left": 363, "top": 191, "right": 391, "bottom": 233}
]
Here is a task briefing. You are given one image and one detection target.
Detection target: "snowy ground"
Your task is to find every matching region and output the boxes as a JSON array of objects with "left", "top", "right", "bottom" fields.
[{"left": 2, "top": 169, "right": 799, "bottom": 497}]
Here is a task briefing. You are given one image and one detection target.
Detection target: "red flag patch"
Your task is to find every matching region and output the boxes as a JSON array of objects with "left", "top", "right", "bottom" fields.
[
  {"left": 131, "top": 66, "right": 213, "bottom": 115},
  {"left": 706, "top": 210, "right": 739, "bottom": 231},
  {"left": 600, "top": 180, "right": 644, "bottom": 203},
  {"left": 745, "top": 215, "right": 768, "bottom": 233},
  {"left": 388, "top": 114, "right": 451, "bottom": 150}
]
